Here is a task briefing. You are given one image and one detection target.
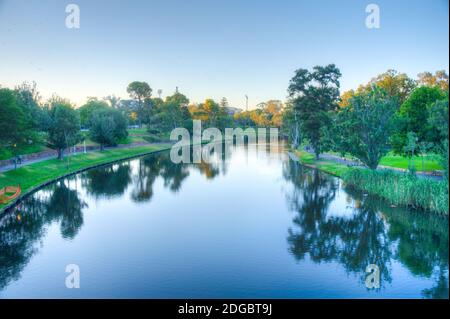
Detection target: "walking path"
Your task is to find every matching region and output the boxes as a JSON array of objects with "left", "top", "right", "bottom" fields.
[{"left": 0, "top": 142, "right": 152, "bottom": 173}]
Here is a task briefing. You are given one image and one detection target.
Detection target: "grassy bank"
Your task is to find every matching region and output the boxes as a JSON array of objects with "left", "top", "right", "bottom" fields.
[
  {"left": 379, "top": 153, "right": 442, "bottom": 171},
  {"left": 342, "top": 169, "right": 448, "bottom": 215},
  {"left": 294, "top": 149, "right": 448, "bottom": 215},
  {"left": 325, "top": 151, "right": 442, "bottom": 172},
  {"left": 294, "top": 150, "right": 349, "bottom": 176},
  {"left": 0, "top": 143, "right": 172, "bottom": 211},
  {"left": 1, "top": 128, "right": 159, "bottom": 161},
  {"left": 0, "top": 143, "right": 45, "bottom": 161}
]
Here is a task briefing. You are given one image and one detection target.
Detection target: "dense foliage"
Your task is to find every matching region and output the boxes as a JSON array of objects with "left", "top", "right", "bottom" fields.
[
  {"left": 287, "top": 64, "right": 341, "bottom": 159},
  {"left": 334, "top": 87, "right": 398, "bottom": 169},
  {"left": 89, "top": 108, "right": 128, "bottom": 149}
]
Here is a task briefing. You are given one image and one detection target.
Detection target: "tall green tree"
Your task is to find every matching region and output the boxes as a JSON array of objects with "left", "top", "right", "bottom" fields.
[
  {"left": 46, "top": 100, "right": 82, "bottom": 159},
  {"left": 126, "top": 81, "right": 152, "bottom": 127},
  {"left": 288, "top": 64, "right": 341, "bottom": 158},
  {"left": 335, "top": 86, "right": 398, "bottom": 169}
]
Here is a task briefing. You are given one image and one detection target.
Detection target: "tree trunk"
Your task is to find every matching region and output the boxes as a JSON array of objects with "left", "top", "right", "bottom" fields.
[{"left": 58, "top": 148, "right": 64, "bottom": 160}]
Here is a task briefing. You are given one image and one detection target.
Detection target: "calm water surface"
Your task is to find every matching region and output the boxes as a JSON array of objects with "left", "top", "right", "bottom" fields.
[{"left": 0, "top": 143, "right": 448, "bottom": 298}]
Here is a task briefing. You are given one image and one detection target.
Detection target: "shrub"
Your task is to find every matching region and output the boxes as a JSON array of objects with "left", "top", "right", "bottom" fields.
[{"left": 89, "top": 108, "right": 128, "bottom": 149}]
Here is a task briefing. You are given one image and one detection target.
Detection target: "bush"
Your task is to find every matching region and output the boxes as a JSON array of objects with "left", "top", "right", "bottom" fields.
[
  {"left": 89, "top": 108, "right": 128, "bottom": 149},
  {"left": 342, "top": 168, "right": 448, "bottom": 214}
]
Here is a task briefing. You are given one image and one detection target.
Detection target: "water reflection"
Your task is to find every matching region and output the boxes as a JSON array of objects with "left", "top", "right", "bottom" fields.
[
  {"left": 0, "top": 177, "right": 86, "bottom": 290},
  {"left": 83, "top": 163, "right": 132, "bottom": 199},
  {"left": 0, "top": 150, "right": 226, "bottom": 292},
  {"left": 283, "top": 160, "right": 448, "bottom": 298},
  {"left": 0, "top": 144, "right": 448, "bottom": 298}
]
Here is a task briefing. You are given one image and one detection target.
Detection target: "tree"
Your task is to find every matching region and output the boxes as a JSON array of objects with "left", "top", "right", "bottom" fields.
[
  {"left": 392, "top": 86, "right": 447, "bottom": 154},
  {"left": 197, "top": 98, "right": 232, "bottom": 130},
  {"left": 418, "top": 70, "right": 449, "bottom": 91},
  {"left": 341, "top": 70, "right": 416, "bottom": 107},
  {"left": 165, "top": 91, "right": 189, "bottom": 107},
  {"left": 103, "top": 94, "right": 121, "bottom": 108},
  {"left": 403, "top": 132, "right": 418, "bottom": 173},
  {"left": 338, "top": 89, "right": 356, "bottom": 108},
  {"left": 288, "top": 64, "right": 341, "bottom": 158},
  {"left": 15, "top": 81, "right": 47, "bottom": 130},
  {"left": 428, "top": 99, "right": 449, "bottom": 180},
  {"left": 150, "top": 102, "right": 188, "bottom": 133},
  {"left": 126, "top": 81, "right": 152, "bottom": 127},
  {"left": 46, "top": 100, "right": 82, "bottom": 159},
  {"left": 365, "top": 69, "right": 416, "bottom": 104},
  {"left": 0, "top": 88, "right": 38, "bottom": 164},
  {"left": 78, "top": 97, "right": 109, "bottom": 128},
  {"left": 281, "top": 102, "right": 301, "bottom": 147},
  {"left": 89, "top": 108, "right": 128, "bottom": 150},
  {"left": 335, "top": 86, "right": 398, "bottom": 169}
]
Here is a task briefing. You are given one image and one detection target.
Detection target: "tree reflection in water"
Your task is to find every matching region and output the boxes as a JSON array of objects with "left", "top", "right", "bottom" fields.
[
  {"left": 83, "top": 163, "right": 132, "bottom": 199},
  {"left": 283, "top": 159, "right": 448, "bottom": 298},
  {"left": 0, "top": 177, "right": 86, "bottom": 290},
  {"left": 0, "top": 146, "right": 446, "bottom": 298},
  {"left": 0, "top": 144, "right": 239, "bottom": 292},
  {"left": 130, "top": 148, "right": 223, "bottom": 203}
]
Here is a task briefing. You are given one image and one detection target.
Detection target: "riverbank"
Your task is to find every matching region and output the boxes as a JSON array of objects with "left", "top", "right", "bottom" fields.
[
  {"left": 293, "top": 150, "right": 349, "bottom": 177},
  {"left": 0, "top": 143, "right": 173, "bottom": 213},
  {"left": 290, "top": 149, "right": 448, "bottom": 215}
]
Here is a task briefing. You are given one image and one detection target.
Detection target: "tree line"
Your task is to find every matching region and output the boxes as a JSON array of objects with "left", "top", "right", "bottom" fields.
[
  {"left": 283, "top": 67, "right": 449, "bottom": 177},
  {"left": 0, "top": 81, "right": 283, "bottom": 163},
  {"left": 0, "top": 69, "right": 447, "bottom": 172}
]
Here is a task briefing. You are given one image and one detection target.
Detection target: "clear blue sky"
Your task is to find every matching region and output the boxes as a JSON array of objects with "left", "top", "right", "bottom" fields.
[{"left": 0, "top": 0, "right": 448, "bottom": 108}]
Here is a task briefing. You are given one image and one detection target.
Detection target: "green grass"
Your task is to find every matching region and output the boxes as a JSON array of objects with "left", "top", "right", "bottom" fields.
[
  {"left": 0, "top": 143, "right": 172, "bottom": 210},
  {"left": 325, "top": 151, "right": 443, "bottom": 172},
  {"left": 0, "top": 143, "right": 46, "bottom": 161},
  {"left": 295, "top": 150, "right": 349, "bottom": 177},
  {"left": 2, "top": 129, "right": 157, "bottom": 162},
  {"left": 294, "top": 148, "right": 448, "bottom": 214},
  {"left": 379, "top": 153, "right": 442, "bottom": 171},
  {"left": 342, "top": 168, "right": 448, "bottom": 215},
  {"left": 128, "top": 128, "right": 149, "bottom": 134}
]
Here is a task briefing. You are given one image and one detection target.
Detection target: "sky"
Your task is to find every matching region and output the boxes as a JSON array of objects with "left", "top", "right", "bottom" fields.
[{"left": 0, "top": 0, "right": 448, "bottom": 109}]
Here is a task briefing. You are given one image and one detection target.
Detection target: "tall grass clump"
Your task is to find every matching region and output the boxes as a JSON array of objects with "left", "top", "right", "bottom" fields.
[{"left": 342, "top": 168, "right": 449, "bottom": 215}]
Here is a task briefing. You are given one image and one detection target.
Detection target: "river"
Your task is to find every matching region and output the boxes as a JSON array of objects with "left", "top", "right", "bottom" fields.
[{"left": 0, "top": 143, "right": 448, "bottom": 298}]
